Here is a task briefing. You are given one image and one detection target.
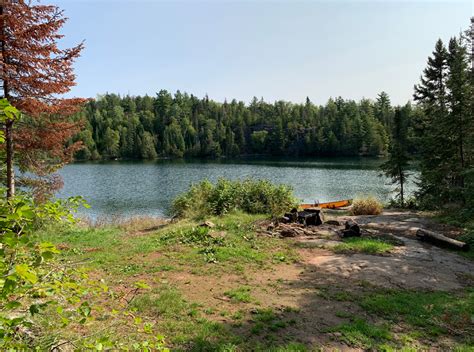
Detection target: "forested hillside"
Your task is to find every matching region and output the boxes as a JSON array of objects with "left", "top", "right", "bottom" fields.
[{"left": 73, "top": 92, "right": 418, "bottom": 160}]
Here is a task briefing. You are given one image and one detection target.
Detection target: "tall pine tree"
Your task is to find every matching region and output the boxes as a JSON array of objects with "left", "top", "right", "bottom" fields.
[{"left": 381, "top": 106, "right": 410, "bottom": 207}]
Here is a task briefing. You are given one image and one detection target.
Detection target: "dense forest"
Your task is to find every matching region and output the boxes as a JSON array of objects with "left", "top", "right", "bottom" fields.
[{"left": 72, "top": 92, "right": 420, "bottom": 160}]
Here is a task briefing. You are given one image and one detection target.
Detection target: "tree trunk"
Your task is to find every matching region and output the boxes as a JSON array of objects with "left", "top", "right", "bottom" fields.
[
  {"left": 399, "top": 166, "right": 404, "bottom": 207},
  {"left": 5, "top": 119, "right": 14, "bottom": 198},
  {"left": 1, "top": 2, "right": 14, "bottom": 199}
]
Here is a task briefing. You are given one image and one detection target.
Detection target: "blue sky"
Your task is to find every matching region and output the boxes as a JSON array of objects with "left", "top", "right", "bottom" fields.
[{"left": 52, "top": 0, "right": 472, "bottom": 105}]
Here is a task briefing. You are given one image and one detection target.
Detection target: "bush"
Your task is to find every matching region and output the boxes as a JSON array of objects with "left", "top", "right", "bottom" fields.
[
  {"left": 0, "top": 194, "right": 168, "bottom": 350},
  {"left": 351, "top": 196, "right": 383, "bottom": 215},
  {"left": 171, "top": 178, "right": 297, "bottom": 219}
]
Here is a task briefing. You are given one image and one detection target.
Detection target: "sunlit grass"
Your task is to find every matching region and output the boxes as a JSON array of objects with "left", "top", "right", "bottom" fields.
[
  {"left": 328, "top": 318, "right": 392, "bottom": 349},
  {"left": 360, "top": 289, "right": 474, "bottom": 338},
  {"left": 332, "top": 237, "right": 394, "bottom": 254}
]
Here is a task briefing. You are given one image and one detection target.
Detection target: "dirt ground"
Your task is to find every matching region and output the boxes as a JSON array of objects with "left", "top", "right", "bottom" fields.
[{"left": 159, "top": 210, "right": 474, "bottom": 349}]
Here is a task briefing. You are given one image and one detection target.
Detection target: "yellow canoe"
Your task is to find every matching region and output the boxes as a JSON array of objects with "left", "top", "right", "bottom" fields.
[{"left": 300, "top": 199, "right": 352, "bottom": 210}]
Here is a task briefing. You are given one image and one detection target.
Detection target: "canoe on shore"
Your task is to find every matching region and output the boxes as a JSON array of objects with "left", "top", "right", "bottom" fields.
[{"left": 300, "top": 199, "right": 352, "bottom": 210}]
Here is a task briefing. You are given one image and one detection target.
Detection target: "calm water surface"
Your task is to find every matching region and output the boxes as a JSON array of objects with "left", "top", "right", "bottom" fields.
[{"left": 57, "top": 158, "right": 417, "bottom": 218}]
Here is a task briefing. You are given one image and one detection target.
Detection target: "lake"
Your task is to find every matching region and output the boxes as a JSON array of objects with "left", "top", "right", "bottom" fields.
[{"left": 57, "top": 158, "right": 417, "bottom": 219}]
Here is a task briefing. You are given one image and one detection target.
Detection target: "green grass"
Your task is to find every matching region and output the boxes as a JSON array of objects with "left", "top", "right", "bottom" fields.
[
  {"left": 360, "top": 289, "right": 474, "bottom": 339},
  {"left": 36, "top": 212, "right": 297, "bottom": 275},
  {"left": 34, "top": 211, "right": 474, "bottom": 351},
  {"left": 224, "top": 286, "right": 253, "bottom": 303},
  {"left": 132, "top": 286, "right": 190, "bottom": 318},
  {"left": 32, "top": 213, "right": 306, "bottom": 350},
  {"left": 328, "top": 318, "right": 392, "bottom": 349},
  {"left": 249, "top": 308, "right": 294, "bottom": 336},
  {"left": 332, "top": 237, "right": 394, "bottom": 254}
]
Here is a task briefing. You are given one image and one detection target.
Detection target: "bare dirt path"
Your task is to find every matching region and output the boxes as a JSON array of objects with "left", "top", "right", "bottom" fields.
[{"left": 294, "top": 210, "right": 474, "bottom": 291}]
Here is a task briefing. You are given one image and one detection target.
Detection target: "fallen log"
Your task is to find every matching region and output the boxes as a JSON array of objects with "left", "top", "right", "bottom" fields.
[
  {"left": 416, "top": 228, "right": 469, "bottom": 251},
  {"left": 278, "top": 223, "right": 307, "bottom": 237},
  {"left": 325, "top": 220, "right": 341, "bottom": 226}
]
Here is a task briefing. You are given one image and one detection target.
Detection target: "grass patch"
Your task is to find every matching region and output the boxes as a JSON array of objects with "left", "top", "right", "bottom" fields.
[
  {"left": 328, "top": 318, "right": 392, "bottom": 349},
  {"left": 360, "top": 289, "right": 474, "bottom": 339},
  {"left": 250, "top": 308, "right": 293, "bottom": 336},
  {"left": 132, "top": 286, "right": 190, "bottom": 318},
  {"left": 332, "top": 237, "right": 394, "bottom": 254},
  {"left": 224, "top": 286, "right": 253, "bottom": 303}
]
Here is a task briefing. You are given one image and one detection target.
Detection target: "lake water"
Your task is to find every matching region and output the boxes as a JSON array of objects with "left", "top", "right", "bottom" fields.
[{"left": 57, "top": 158, "right": 417, "bottom": 219}]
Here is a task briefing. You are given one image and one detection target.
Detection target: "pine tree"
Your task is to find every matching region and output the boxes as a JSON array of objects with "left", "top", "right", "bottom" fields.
[
  {"left": 446, "top": 36, "right": 472, "bottom": 202},
  {"left": 0, "top": 0, "right": 84, "bottom": 198},
  {"left": 414, "top": 39, "right": 451, "bottom": 205},
  {"left": 140, "top": 131, "right": 157, "bottom": 159},
  {"left": 374, "top": 91, "right": 394, "bottom": 130},
  {"left": 381, "top": 106, "right": 410, "bottom": 206}
]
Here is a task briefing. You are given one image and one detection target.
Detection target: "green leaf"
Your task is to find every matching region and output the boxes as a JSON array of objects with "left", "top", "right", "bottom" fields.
[
  {"left": 29, "top": 304, "right": 41, "bottom": 315},
  {"left": 134, "top": 281, "right": 151, "bottom": 290},
  {"left": 4, "top": 301, "right": 21, "bottom": 310},
  {"left": 2, "top": 278, "right": 17, "bottom": 294},
  {"left": 14, "top": 264, "right": 38, "bottom": 284},
  {"left": 79, "top": 301, "right": 91, "bottom": 317}
]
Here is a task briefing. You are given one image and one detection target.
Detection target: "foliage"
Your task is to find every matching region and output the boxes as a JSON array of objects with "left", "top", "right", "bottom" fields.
[
  {"left": 380, "top": 106, "right": 411, "bottom": 207},
  {"left": 0, "top": 193, "right": 169, "bottom": 350},
  {"left": 72, "top": 91, "right": 412, "bottom": 160},
  {"left": 172, "top": 178, "right": 297, "bottom": 218},
  {"left": 350, "top": 196, "right": 383, "bottom": 215},
  {"left": 0, "top": 1, "right": 86, "bottom": 197},
  {"left": 413, "top": 32, "right": 473, "bottom": 209}
]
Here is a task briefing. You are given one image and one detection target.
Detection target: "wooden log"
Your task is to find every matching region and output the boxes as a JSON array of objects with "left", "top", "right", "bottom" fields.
[
  {"left": 416, "top": 228, "right": 469, "bottom": 251},
  {"left": 325, "top": 220, "right": 341, "bottom": 226},
  {"left": 278, "top": 224, "right": 306, "bottom": 237}
]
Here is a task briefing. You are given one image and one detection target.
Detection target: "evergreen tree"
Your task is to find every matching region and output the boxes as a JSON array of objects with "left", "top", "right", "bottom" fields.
[
  {"left": 74, "top": 91, "right": 401, "bottom": 160},
  {"left": 414, "top": 34, "right": 473, "bottom": 207},
  {"left": 140, "top": 132, "right": 157, "bottom": 159},
  {"left": 414, "top": 39, "right": 450, "bottom": 205},
  {"left": 446, "top": 36, "right": 473, "bottom": 202},
  {"left": 103, "top": 127, "right": 120, "bottom": 158},
  {"left": 381, "top": 106, "right": 410, "bottom": 206}
]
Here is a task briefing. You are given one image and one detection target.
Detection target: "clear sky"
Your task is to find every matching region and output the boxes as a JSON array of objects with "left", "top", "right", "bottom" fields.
[{"left": 51, "top": 0, "right": 472, "bottom": 105}]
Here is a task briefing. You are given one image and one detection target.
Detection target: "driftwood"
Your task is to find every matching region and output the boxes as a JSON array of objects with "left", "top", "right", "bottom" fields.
[
  {"left": 278, "top": 223, "right": 314, "bottom": 237},
  {"left": 416, "top": 228, "right": 469, "bottom": 251},
  {"left": 341, "top": 220, "right": 361, "bottom": 238}
]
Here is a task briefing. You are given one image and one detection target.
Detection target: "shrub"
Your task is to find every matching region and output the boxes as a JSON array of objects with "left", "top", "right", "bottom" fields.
[
  {"left": 171, "top": 178, "right": 297, "bottom": 219},
  {"left": 0, "top": 194, "right": 168, "bottom": 350},
  {"left": 350, "top": 196, "right": 383, "bottom": 215}
]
